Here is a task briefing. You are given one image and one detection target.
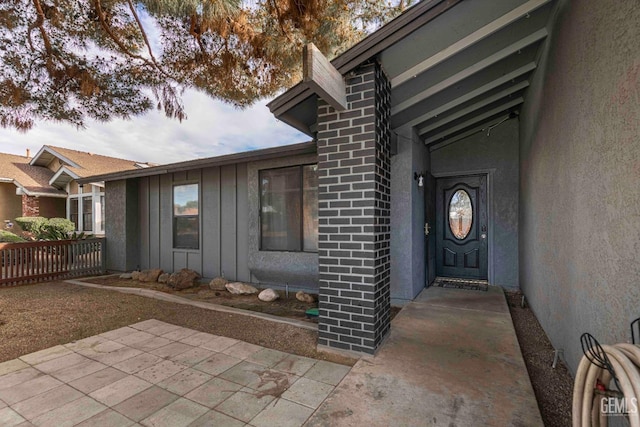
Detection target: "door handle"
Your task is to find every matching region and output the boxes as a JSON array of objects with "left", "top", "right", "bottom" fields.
[{"left": 481, "top": 224, "right": 487, "bottom": 239}]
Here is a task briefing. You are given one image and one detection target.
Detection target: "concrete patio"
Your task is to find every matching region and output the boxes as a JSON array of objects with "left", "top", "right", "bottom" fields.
[
  {"left": 0, "top": 319, "right": 350, "bottom": 427},
  {"left": 0, "top": 285, "right": 541, "bottom": 426}
]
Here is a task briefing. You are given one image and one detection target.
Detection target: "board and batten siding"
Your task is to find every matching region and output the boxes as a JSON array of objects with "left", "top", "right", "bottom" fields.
[{"left": 138, "top": 164, "right": 251, "bottom": 282}]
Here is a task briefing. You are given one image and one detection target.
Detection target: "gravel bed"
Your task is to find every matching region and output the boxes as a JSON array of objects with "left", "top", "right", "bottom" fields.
[{"left": 506, "top": 291, "right": 573, "bottom": 426}]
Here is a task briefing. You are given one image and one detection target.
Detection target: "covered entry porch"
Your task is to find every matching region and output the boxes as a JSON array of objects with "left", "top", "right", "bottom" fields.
[
  {"left": 271, "top": 0, "right": 640, "bottom": 373},
  {"left": 269, "top": 0, "right": 552, "bottom": 355}
]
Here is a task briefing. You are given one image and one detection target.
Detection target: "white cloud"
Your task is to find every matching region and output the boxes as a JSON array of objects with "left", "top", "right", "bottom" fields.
[{"left": 0, "top": 90, "right": 308, "bottom": 164}]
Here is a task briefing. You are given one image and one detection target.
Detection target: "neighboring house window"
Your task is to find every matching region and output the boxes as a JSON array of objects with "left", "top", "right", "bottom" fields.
[
  {"left": 82, "top": 198, "right": 93, "bottom": 232},
  {"left": 68, "top": 185, "right": 104, "bottom": 233},
  {"left": 260, "top": 165, "right": 318, "bottom": 252},
  {"left": 70, "top": 199, "right": 79, "bottom": 230},
  {"left": 173, "top": 184, "right": 199, "bottom": 249},
  {"left": 100, "top": 195, "right": 105, "bottom": 233}
]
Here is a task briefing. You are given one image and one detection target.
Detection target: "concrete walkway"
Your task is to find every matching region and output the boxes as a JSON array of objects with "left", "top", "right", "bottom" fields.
[
  {"left": 306, "top": 286, "right": 543, "bottom": 427},
  {"left": 0, "top": 320, "right": 350, "bottom": 427}
]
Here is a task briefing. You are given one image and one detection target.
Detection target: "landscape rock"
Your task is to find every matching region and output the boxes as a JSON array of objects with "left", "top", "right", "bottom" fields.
[
  {"left": 296, "top": 291, "right": 315, "bottom": 303},
  {"left": 226, "top": 282, "right": 259, "bottom": 295},
  {"left": 119, "top": 273, "right": 132, "bottom": 279},
  {"left": 131, "top": 271, "right": 141, "bottom": 280},
  {"left": 158, "top": 273, "right": 170, "bottom": 284},
  {"left": 138, "top": 269, "right": 163, "bottom": 282},
  {"left": 209, "top": 277, "right": 228, "bottom": 291},
  {"left": 258, "top": 288, "right": 279, "bottom": 302},
  {"left": 168, "top": 269, "right": 200, "bottom": 290}
]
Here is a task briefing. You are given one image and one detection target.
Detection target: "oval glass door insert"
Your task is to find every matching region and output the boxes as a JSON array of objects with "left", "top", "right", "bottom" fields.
[{"left": 449, "top": 190, "right": 473, "bottom": 239}]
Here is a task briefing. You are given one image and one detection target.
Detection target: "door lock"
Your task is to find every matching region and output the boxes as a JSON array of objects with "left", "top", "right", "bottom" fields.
[
  {"left": 424, "top": 222, "right": 431, "bottom": 236},
  {"left": 481, "top": 224, "right": 487, "bottom": 239}
]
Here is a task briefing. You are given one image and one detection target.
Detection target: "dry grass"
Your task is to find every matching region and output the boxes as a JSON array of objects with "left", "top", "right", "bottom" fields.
[
  {"left": 0, "top": 281, "right": 357, "bottom": 366},
  {"left": 506, "top": 291, "right": 573, "bottom": 427}
]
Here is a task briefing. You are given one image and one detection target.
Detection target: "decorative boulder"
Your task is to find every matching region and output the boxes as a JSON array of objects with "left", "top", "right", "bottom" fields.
[
  {"left": 138, "top": 269, "right": 163, "bottom": 282},
  {"left": 209, "top": 277, "right": 228, "bottom": 291},
  {"left": 258, "top": 288, "right": 279, "bottom": 302},
  {"left": 296, "top": 291, "right": 315, "bottom": 303},
  {"left": 168, "top": 269, "right": 200, "bottom": 290},
  {"left": 131, "top": 271, "right": 141, "bottom": 280},
  {"left": 158, "top": 273, "right": 170, "bottom": 284},
  {"left": 225, "top": 282, "right": 259, "bottom": 295},
  {"left": 119, "top": 272, "right": 133, "bottom": 279}
]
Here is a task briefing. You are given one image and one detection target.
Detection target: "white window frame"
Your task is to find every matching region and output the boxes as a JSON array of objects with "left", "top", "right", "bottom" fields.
[{"left": 67, "top": 184, "right": 105, "bottom": 234}]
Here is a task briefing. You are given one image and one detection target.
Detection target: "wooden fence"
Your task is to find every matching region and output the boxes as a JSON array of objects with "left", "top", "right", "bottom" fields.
[{"left": 0, "top": 238, "right": 105, "bottom": 286}]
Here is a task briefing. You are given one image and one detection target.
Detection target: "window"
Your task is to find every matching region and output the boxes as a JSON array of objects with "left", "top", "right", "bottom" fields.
[
  {"left": 82, "top": 198, "right": 93, "bottom": 232},
  {"left": 173, "top": 184, "right": 199, "bottom": 249},
  {"left": 260, "top": 165, "right": 318, "bottom": 252},
  {"left": 70, "top": 199, "right": 79, "bottom": 230},
  {"left": 68, "top": 184, "right": 103, "bottom": 233},
  {"left": 100, "top": 195, "right": 105, "bottom": 232},
  {"left": 449, "top": 189, "right": 473, "bottom": 239}
]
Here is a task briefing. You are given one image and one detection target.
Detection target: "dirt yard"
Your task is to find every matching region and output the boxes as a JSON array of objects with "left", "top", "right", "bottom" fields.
[
  {"left": 507, "top": 291, "right": 573, "bottom": 427},
  {"left": 83, "top": 275, "right": 402, "bottom": 323},
  {"left": 0, "top": 281, "right": 357, "bottom": 367}
]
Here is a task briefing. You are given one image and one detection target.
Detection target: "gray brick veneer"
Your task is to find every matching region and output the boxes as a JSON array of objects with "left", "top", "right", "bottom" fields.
[{"left": 316, "top": 61, "right": 391, "bottom": 354}]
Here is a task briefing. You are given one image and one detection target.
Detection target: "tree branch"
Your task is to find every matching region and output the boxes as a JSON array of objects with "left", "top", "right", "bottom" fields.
[{"left": 93, "top": 0, "right": 171, "bottom": 79}]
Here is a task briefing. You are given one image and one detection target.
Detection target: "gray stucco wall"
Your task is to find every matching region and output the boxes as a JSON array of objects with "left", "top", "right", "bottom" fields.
[
  {"left": 431, "top": 118, "right": 520, "bottom": 288},
  {"left": 390, "top": 128, "right": 430, "bottom": 303},
  {"left": 105, "top": 179, "right": 139, "bottom": 272},
  {"left": 519, "top": 0, "right": 640, "bottom": 373}
]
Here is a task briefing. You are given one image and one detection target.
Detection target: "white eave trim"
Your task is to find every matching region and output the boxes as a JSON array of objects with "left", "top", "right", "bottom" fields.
[
  {"left": 49, "top": 166, "right": 80, "bottom": 187},
  {"left": 30, "top": 146, "right": 81, "bottom": 168}
]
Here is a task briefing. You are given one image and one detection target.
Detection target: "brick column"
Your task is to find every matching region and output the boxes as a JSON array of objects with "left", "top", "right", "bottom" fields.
[
  {"left": 317, "top": 61, "right": 392, "bottom": 354},
  {"left": 21, "top": 195, "right": 40, "bottom": 217}
]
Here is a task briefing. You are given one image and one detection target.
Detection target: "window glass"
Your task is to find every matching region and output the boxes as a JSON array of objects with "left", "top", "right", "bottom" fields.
[
  {"left": 449, "top": 189, "right": 473, "bottom": 239},
  {"left": 82, "top": 197, "right": 93, "bottom": 232},
  {"left": 174, "top": 184, "right": 199, "bottom": 216},
  {"left": 70, "top": 199, "right": 79, "bottom": 231},
  {"left": 259, "top": 165, "right": 318, "bottom": 252},
  {"left": 303, "top": 165, "right": 318, "bottom": 251},
  {"left": 174, "top": 184, "right": 199, "bottom": 249},
  {"left": 260, "top": 167, "right": 302, "bottom": 251},
  {"left": 100, "top": 195, "right": 105, "bottom": 232}
]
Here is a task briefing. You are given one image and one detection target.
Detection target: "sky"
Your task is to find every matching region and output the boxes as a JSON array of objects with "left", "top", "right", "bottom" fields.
[
  {"left": 0, "top": 90, "right": 308, "bottom": 165},
  {"left": 0, "top": 6, "right": 309, "bottom": 166}
]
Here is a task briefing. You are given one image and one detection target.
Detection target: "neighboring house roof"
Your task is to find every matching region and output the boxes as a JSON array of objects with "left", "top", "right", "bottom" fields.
[
  {"left": 268, "top": 0, "right": 555, "bottom": 149},
  {"left": 0, "top": 146, "right": 152, "bottom": 195},
  {"left": 0, "top": 152, "right": 65, "bottom": 197},
  {"left": 29, "top": 145, "right": 153, "bottom": 190},
  {"left": 78, "top": 141, "right": 317, "bottom": 184}
]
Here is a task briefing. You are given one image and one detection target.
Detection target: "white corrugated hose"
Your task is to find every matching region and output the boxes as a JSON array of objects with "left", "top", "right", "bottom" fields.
[{"left": 573, "top": 343, "right": 640, "bottom": 427}]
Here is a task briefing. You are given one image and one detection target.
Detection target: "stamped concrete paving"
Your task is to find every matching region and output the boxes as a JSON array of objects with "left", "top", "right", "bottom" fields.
[
  {"left": 0, "top": 320, "right": 350, "bottom": 427},
  {"left": 306, "top": 286, "right": 543, "bottom": 427}
]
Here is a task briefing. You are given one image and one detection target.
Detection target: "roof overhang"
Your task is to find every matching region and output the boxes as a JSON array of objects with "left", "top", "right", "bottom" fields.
[
  {"left": 78, "top": 141, "right": 317, "bottom": 184},
  {"left": 269, "top": 0, "right": 556, "bottom": 148},
  {"left": 30, "top": 146, "right": 81, "bottom": 168},
  {"left": 49, "top": 166, "right": 80, "bottom": 190}
]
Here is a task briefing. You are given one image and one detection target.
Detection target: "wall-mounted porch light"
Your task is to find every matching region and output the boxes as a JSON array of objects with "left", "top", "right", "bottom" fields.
[{"left": 414, "top": 172, "right": 425, "bottom": 188}]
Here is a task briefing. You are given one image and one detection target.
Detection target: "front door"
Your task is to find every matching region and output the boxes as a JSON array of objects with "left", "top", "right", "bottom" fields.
[{"left": 435, "top": 175, "right": 488, "bottom": 280}]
